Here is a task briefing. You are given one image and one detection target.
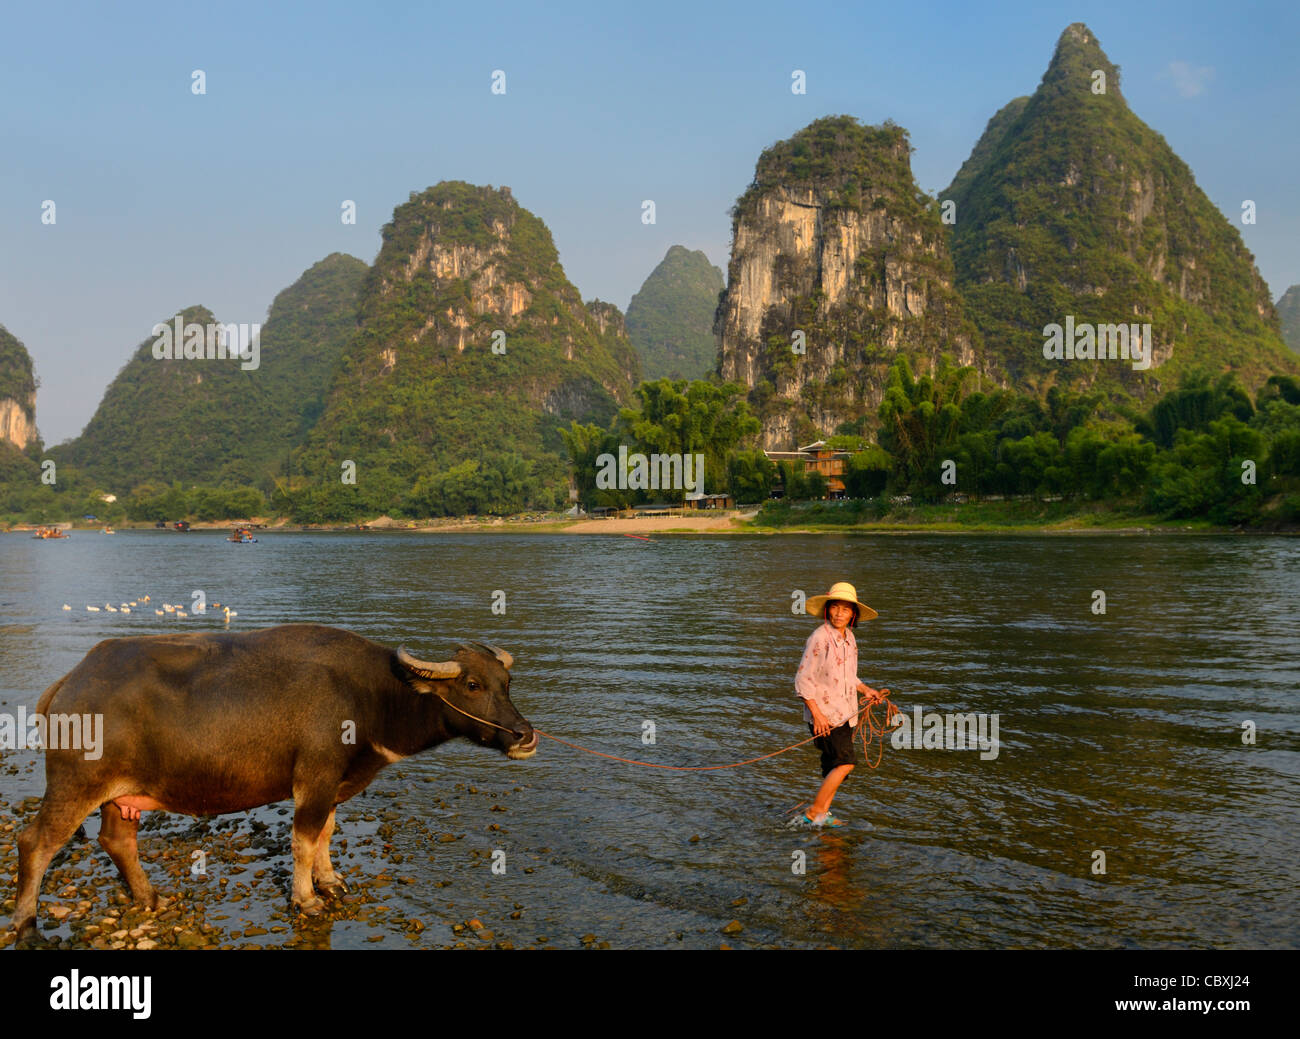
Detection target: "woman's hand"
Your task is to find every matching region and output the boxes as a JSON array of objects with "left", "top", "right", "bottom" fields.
[
  {"left": 809, "top": 703, "right": 832, "bottom": 738},
  {"left": 859, "top": 684, "right": 889, "bottom": 705}
]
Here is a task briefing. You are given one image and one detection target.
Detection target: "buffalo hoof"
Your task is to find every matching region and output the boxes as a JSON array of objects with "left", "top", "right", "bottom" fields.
[
  {"left": 14, "top": 920, "right": 56, "bottom": 949},
  {"left": 295, "top": 897, "right": 325, "bottom": 917},
  {"left": 319, "top": 881, "right": 349, "bottom": 899},
  {"left": 140, "top": 892, "right": 167, "bottom": 913}
]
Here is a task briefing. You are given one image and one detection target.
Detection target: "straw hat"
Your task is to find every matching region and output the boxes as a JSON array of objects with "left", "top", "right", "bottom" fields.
[{"left": 805, "top": 581, "right": 878, "bottom": 623}]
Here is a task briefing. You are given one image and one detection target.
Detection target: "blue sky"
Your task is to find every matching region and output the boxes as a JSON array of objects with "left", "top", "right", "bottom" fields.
[{"left": 3, "top": 0, "right": 1297, "bottom": 443}]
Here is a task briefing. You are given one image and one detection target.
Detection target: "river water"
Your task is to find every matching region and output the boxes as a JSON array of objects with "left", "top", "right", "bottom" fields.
[{"left": 1, "top": 530, "right": 1296, "bottom": 949}]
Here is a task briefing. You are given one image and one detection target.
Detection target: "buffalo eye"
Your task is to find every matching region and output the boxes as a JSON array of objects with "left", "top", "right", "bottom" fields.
[{"left": 467, "top": 680, "right": 480, "bottom": 692}]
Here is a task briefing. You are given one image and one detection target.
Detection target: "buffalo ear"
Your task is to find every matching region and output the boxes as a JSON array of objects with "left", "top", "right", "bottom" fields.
[{"left": 396, "top": 647, "right": 463, "bottom": 682}]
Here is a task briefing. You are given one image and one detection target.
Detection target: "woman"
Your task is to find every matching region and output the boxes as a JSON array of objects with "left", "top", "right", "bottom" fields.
[{"left": 795, "top": 581, "right": 888, "bottom": 827}]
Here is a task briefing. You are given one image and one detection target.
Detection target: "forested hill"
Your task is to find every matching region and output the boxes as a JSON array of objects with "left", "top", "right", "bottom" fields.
[
  {"left": 626, "top": 245, "right": 724, "bottom": 382},
  {"left": 52, "top": 253, "right": 367, "bottom": 491},
  {"left": 291, "top": 181, "right": 641, "bottom": 520},
  {"left": 943, "top": 22, "right": 1297, "bottom": 397}
]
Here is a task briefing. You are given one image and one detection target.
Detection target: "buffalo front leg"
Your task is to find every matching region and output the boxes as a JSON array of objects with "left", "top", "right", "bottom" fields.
[
  {"left": 98, "top": 802, "right": 158, "bottom": 910},
  {"left": 14, "top": 797, "right": 99, "bottom": 940},
  {"left": 312, "top": 807, "right": 347, "bottom": 898}
]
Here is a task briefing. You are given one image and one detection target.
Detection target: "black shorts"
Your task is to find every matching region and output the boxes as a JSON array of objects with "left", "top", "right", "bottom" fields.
[{"left": 808, "top": 721, "right": 857, "bottom": 777}]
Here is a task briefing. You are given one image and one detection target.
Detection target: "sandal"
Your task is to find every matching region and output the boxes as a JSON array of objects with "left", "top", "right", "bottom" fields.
[{"left": 802, "top": 812, "right": 847, "bottom": 828}]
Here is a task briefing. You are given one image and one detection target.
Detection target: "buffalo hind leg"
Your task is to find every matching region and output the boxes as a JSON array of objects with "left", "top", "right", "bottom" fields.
[
  {"left": 290, "top": 794, "right": 335, "bottom": 916},
  {"left": 98, "top": 803, "right": 158, "bottom": 910},
  {"left": 13, "top": 796, "right": 100, "bottom": 940},
  {"left": 312, "top": 807, "right": 347, "bottom": 898}
]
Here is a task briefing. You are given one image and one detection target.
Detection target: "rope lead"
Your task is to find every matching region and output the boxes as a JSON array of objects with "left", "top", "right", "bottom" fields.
[{"left": 534, "top": 695, "right": 899, "bottom": 772}]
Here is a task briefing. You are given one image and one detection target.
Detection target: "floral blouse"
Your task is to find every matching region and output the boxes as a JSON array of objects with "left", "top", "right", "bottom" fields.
[{"left": 795, "top": 621, "right": 861, "bottom": 729}]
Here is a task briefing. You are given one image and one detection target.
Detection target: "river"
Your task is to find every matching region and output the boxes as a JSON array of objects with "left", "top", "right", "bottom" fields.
[{"left": 1, "top": 530, "right": 1296, "bottom": 948}]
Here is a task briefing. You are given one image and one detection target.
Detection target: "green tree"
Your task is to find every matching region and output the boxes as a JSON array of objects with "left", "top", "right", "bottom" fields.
[
  {"left": 1063, "top": 421, "right": 1155, "bottom": 499},
  {"left": 877, "top": 356, "right": 974, "bottom": 497},
  {"left": 1267, "top": 430, "right": 1300, "bottom": 478},
  {"left": 560, "top": 421, "right": 619, "bottom": 508},
  {"left": 1001, "top": 432, "right": 1065, "bottom": 497},
  {"left": 952, "top": 430, "right": 997, "bottom": 498},
  {"left": 1147, "top": 415, "right": 1265, "bottom": 521},
  {"left": 616, "top": 379, "right": 760, "bottom": 493},
  {"left": 1261, "top": 374, "right": 1300, "bottom": 407},
  {"left": 1143, "top": 370, "right": 1254, "bottom": 449},
  {"left": 838, "top": 445, "right": 891, "bottom": 498},
  {"left": 727, "top": 449, "right": 777, "bottom": 503},
  {"left": 805, "top": 470, "right": 829, "bottom": 500},
  {"left": 778, "top": 460, "right": 809, "bottom": 501}
]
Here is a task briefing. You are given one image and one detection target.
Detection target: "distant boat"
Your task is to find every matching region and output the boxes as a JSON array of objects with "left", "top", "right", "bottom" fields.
[
  {"left": 102, "top": 526, "right": 115, "bottom": 534},
  {"left": 227, "top": 527, "right": 258, "bottom": 543},
  {"left": 173, "top": 521, "right": 191, "bottom": 532},
  {"left": 32, "top": 527, "right": 70, "bottom": 539}
]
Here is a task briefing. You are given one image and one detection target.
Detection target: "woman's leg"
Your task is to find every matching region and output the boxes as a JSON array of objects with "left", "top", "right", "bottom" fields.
[{"left": 809, "top": 763, "right": 854, "bottom": 819}]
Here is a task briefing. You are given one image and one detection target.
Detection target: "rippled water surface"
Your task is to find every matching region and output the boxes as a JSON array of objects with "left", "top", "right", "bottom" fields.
[{"left": 1, "top": 530, "right": 1297, "bottom": 948}]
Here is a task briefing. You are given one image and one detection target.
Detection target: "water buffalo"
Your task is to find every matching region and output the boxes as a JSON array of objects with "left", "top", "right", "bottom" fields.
[{"left": 13, "top": 624, "right": 537, "bottom": 940}]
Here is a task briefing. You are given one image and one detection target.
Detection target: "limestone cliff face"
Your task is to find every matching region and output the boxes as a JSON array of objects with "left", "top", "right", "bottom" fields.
[
  {"left": 0, "top": 395, "right": 35, "bottom": 450},
  {"left": 356, "top": 183, "right": 639, "bottom": 402},
  {"left": 0, "top": 324, "right": 37, "bottom": 451},
  {"left": 387, "top": 210, "right": 531, "bottom": 352},
  {"left": 585, "top": 299, "right": 626, "bottom": 338},
  {"left": 716, "top": 117, "right": 978, "bottom": 449}
]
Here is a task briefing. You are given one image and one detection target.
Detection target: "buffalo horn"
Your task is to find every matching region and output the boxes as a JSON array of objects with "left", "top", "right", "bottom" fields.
[
  {"left": 458, "top": 641, "right": 513, "bottom": 671},
  {"left": 396, "top": 647, "right": 462, "bottom": 680}
]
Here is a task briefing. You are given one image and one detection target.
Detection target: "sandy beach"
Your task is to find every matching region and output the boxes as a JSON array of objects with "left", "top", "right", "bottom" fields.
[{"left": 559, "top": 513, "right": 752, "bottom": 534}]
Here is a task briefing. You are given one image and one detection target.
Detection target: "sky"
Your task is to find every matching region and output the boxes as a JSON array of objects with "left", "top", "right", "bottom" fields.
[{"left": 3, "top": 0, "right": 1297, "bottom": 444}]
